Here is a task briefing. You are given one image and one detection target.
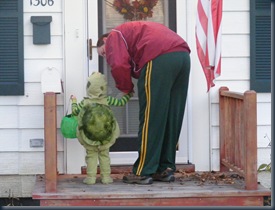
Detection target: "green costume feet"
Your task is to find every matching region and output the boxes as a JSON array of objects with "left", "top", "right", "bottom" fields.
[
  {"left": 101, "top": 176, "right": 113, "bottom": 184},
  {"left": 83, "top": 177, "right": 96, "bottom": 185}
]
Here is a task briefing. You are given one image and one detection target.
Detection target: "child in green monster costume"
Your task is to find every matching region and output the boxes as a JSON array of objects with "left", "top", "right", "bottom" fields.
[{"left": 71, "top": 72, "right": 133, "bottom": 184}]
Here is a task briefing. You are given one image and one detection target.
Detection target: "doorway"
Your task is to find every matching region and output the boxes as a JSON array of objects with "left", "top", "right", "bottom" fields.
[{"left": 86, "top": 0, "right": 189, "bottom": 165}]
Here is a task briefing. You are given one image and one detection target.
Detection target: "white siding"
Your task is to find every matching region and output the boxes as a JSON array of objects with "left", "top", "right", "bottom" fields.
[
  {"left": 209, "top": 0, "right": 272, "bottom": 171},
  {"left": 0, "top": 0, "right": 65, "bottom": 183}
]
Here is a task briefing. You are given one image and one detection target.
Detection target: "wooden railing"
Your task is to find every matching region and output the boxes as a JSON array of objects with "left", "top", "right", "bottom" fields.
[
  {"left": 219, "top": 87, "right": 258, "bottom": 190},
  {"left": 43, "top": 87, "right": 259, "bottom": 192}
]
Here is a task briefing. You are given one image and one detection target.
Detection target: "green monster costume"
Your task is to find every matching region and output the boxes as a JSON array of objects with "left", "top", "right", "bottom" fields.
[{"left": 71, "top": 72, "right": 132, "bottom": 184}]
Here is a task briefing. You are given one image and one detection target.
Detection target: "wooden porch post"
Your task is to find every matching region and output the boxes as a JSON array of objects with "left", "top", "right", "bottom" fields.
[
  {"left": 243, "top": 90, "right": 257, "bottom": 190},
  {"left": 44, "top": 92, "right": 57, "bottom": 192}
]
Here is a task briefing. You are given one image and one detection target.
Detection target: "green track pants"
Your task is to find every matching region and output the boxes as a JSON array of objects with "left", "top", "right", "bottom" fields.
[{"left": 133, "top": 51, "right": 190, "bottom": 176}]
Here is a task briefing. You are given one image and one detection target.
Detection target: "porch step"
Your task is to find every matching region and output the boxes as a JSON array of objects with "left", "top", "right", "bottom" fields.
[{"left": 32, "top": 171, "right": 271, "bottom": 207}]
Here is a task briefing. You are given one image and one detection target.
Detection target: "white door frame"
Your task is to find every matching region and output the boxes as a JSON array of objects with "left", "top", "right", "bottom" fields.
[{"left": 64, "top": 0, "right": 89, "bottom": 174}]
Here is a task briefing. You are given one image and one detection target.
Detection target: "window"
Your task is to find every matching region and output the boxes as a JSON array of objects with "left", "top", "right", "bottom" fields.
[
  {"left": 0, "top": 0, "right": 24, "bottom": 95},
  {"left": 250, "top": 0, "right": 271, "bottom": 93}
]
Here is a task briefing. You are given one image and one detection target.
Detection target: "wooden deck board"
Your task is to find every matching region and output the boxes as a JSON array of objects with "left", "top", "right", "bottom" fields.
[{"left": 32, "top": 172, "right": 271, "bottom": 206}]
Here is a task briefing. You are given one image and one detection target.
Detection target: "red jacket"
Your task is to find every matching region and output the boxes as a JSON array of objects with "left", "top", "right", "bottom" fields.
[{"left": 105, "top": 21, "right": 191, "bottom": 93}]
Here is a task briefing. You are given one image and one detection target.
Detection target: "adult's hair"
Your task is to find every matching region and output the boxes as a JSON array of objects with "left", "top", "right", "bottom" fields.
[{"left": 97, "top": 33, "right": 110, "bottom": 47}]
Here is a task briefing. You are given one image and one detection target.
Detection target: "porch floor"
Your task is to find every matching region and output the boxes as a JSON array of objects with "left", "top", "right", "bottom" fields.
[{"left": 32, "top": 170, "right": 271, "bottom": 207}]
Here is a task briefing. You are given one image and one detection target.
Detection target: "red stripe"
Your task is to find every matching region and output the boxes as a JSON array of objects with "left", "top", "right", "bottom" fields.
[
  {"left": 197, "top": 0, "right": 208, "bottom": 35},
  {"left": 211, "top": 0, "right": 222, "bottom": 43}
]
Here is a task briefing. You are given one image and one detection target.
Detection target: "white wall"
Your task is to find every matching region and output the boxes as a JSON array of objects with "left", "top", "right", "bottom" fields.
[
  {"left": 0, "top": 0, "right": 65, "bottom": 197},
  {"left": 0, "top": 0, "right": 65, "bottom": 174},
  {"left": 208, "top": 0, "right": 272, "bottom": 171}
]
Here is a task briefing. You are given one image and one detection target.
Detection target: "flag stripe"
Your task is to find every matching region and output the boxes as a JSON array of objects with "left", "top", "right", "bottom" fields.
[
  {"left": 197, "top": 0, "right": 208, "bottom": 35},
  {"left": 196, "top": 0, "right": 223, "bottom": 92}
]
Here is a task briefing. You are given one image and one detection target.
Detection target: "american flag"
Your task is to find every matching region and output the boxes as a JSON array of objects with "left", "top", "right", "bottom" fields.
[{"left": 195, "top": 0, "right": 223, "bottom": 92}]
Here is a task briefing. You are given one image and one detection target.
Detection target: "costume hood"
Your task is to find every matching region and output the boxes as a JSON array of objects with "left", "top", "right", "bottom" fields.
[{"left": 86, "top": 72, "right": 107, "bottom": 99}]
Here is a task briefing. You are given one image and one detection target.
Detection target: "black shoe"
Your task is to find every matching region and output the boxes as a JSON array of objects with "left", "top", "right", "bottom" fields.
[
  {"left": 152, "top": 168, "right": 175, "bottom": 182},
  {"left": 123, "top": 173, "right": 153, "bottom": 185}
]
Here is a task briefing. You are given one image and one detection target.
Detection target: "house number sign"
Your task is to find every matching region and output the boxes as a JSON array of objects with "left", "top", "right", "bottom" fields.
[{"left": 30, "top": 0, "right": 54, "bottom": 6}]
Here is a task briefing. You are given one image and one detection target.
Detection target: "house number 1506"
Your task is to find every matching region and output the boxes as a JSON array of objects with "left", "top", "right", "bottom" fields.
[{"left": 30, "top": 0, "right": 54, "bottom": 6}]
